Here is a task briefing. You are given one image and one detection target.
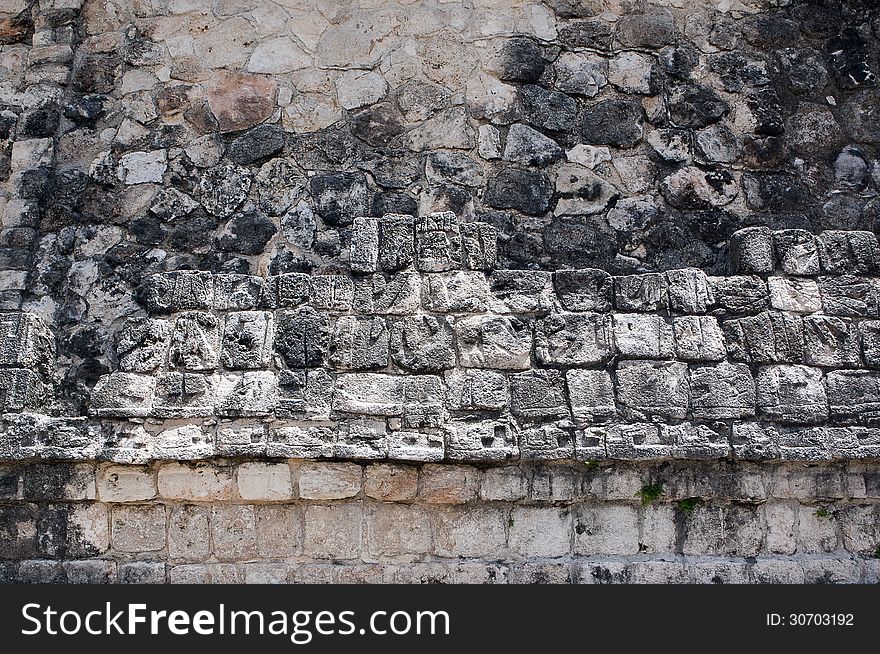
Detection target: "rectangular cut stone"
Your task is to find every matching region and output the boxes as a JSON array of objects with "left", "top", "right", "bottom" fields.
[
  {"left": 153, "top": 372, "right": 215, "bottom": 418},
  {"left": 0, "top": 312, "right": 55, "bottom": 369},
  {"left": 818, "top": 230, "right": 880, "bottom": 274},
  {"left": 774, "top": 427, "right": 832, "bottom": 461},
  {"left": 273, "top": 307, "right": 329, "bottom": 368},
  {"left": 378, "top": 214, "right": 414, "bottom": 272},
  {"left": 169, "top": 312, "right": 220, "bottom": 370},
  {"left": 768, "top": 277, "right": 822, "bottom": 313},
  {"left": 311, "top": 275, "right": 354, "bottom": 312},
  {"left": 827, "top": 371, "right": 880, "bottom": 425},
  {"left": 756, "top": 365, "right": 828, "bottom": 425},
  {"left": 510, "top": 369, "right": 569, "bottom": 421},
  {"left": 267, "top": 425, "right": 335, "bottom": 458},
  {"left": 215, "top": 424, "right": 267, "bottom": 456},
  {"left": 220, "top": 311, "right": 273, "bottom": 369},
  {"left": 145, "top": 271, "right": 214, "bottom": 313},
  {"left": 520, "top": 424, "right": 574, "bottom": 460},
  {"left": 689, "top": 362, "right": 755, "bottom": 419},
  {"left": 330, "top": 316, "right": 389, "bottom": 370},
  {"left": 213, "top": 274, "right": 263, "bottom": 310},
  {"left": 0, "top": 368, "right": 48, "bottom": 411},
  {"left": 444, "top": 420, "right": 518, "bottom": 461},
  {"left": 422, "top": 271, "right": 489, "bottom": 313},
  {"left": 707, "top": 275, "right": 768, "bottom": 315},
  {"left": 270, "top": 273, "right": 310, "bottom": 308},
  {"left": 352, "top": 273, "right": 420, "bottom": 314},
  {"left": 333, "top": 373, "right": 404, "bottom": 415},
  {"left": 388, "top": 431, "right": 445, "bottom": 462},
  {"left": 116, "top": 317, "right": 170, "bottom": 372},
  {"left": 455, "top": 315, "right": 532, "bottom": 369},
  {"left": 416, "top": 211, "right": 461, "bottom": 271},
  {"left": 860, "top": 320, "right": 880, "bottom": 368},
  {"left": 336, "top": 420, "right": 388, "bottom": 459},
  {"left": 445, "top": 369, "right": 508, "bottom": 412},
  {"left": 606, "top": 423, "right": 672, "bottom": 459},
  {"left": 402, "top": 376, "right": 445, "bottom": 428},
  {"left": 803, "top": 315, "right": 860, "bottom": 367},
  {"left": 614, "top": 273, "right": 667, "bottom": 311},
  {"left": 729, "top": 226, "right": 773, "bottom": 274},
  {"left": 488, "top": 270, "right": 555, "bottom": 314},
  {"left": 389, "top": 315, "right": 456, "bottom": 373},
  {"left": 566, "top": 369, "right": 615, "bottom": 424},
  {"left": 614, "top": 313, "right": 674, "bottom": 358},
  {"left": 153, "top": 425, "right": 214, "bottom": 460},
  {"left": 214, "top": 371, "right": 277, "bottom": 417},
  {"left": 535, "top": 312, "right": 613, "bottom": 365},
  {"left": 722, "top": 311, "right": 804, "bottom": 364},
  {"left": 665, "top": 423, "right": 730, "bottom": 459},
  {"left": 673, "top": 316, "right": 726, "bottom": 361},
  {"left": 350, "top": 217, "right": 379, "bottom": 273},
  {"left": 554, "top": 269, "right": 613, "bottom": 312},
  {"left": 574, "top": 427, "right": 607, "bottom": 460},
  {"left": 616, "top": 361, "right": 689, "bottom": 420},
  {"left": 731, "top": 422, "right": 781, "bottom": 460},
  {"left": 461, "top": 222, "right": 497, "bottom": 270},
  {"left": 818, "top": 275, "right": 880, "bottom": 317},
  {"left": 89, "top": 372, "right": 155, "bottom": 417},
  {"left": 773, "top": 229, "right": 819, "bottom": 275},
  {"left": 276, "top": 368, "right": 333, "bottom": 419},
  {"left": 666, "top": 268, "right": 713, "bottom": 313}
]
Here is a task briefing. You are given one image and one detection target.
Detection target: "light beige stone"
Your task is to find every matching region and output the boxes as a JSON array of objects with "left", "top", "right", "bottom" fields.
[
  {"left": 237, "top": 462, "right": 293, "bottom": 500},
  {"left": 98, "top": 465, "right": 156, "bottom": 502},
  {"left": 158, "top": 462, "right": 235, "bottom": 500},
  {"left": 298, "top": 462, "right": 362, "bottom": 500}
]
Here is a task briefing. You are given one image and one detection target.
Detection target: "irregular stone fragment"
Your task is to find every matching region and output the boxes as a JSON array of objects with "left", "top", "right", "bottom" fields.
[
  {"left": 519, "top": 84, "right": 578, "bottom": 132},
  {"left": 647, "top": 128, "right": 691, "bottom": 163},
  {"left": 116, "top": 318, "right": 170, "bottom": 372},
  {"left": 503, "top": 124, "right": 564, "bottom": 167},
  {"left": 336, "top": 69, "right": 387, "bottom": 110},
  {"left": 330, "top": 316, "right": 389, "bottom": 370},
  {"left": 757, "top": 365, "right": 828, "bottom": 425},
  {"left": 422, "top": 271, "right": 489, "bottom": 313},
  {"left": 228, "top": 125, "right": 284, "bottom": 166},
  {"left": 566, "top": 369, "right": 615, "bottom": 424},
  {"left": 616, "top": 360, "right": 689, "bottom": 421},
  {"left": 199, "top": 164, "right": 251, "bottom": 218},
  {"left": 207, "top": 71, "right": 277, "bottom": 133},
  {"left": 695, "top": 124, "right": 739, "bottom": 163},
  {"left": 153, "top": 373, "right": 214, "bottom": 418},
  {"left": 336, "top": 420, "right": 387, "bottom": 460},
  {"left": 672, "top": 316, "right": 726, "bottom": 361},
  {"left": 535, "top": 313, "right": 613, "bottom": 365},
  {"left": 817, "top": 230, "right": 880, "bottom": 275},
  {"left": 478, "top": 124, "right": 502, "bottom": 159},
  {"left": 615, "top": 10, "right": 676, "bottom": 49},
  {"left": 826, "top": 371, "right": 880, "bottom": 425},
  {"left": 352, "top": 273, "right": 420, "bottom": 315},
  {"left": 689, "top": 362, "right": 756, "bottom": 420},
  {"left": 773, "top": 229, "right": 819, "bottom": 275},
  {"left": 708, "top": 276, "right": 769, "bottom": 315},
  {"left": 466, "top": 72, "right": 522, "bottom": 124},
  {"left": 273, "top": 307, "right": 330, "bottom": 369},
  {"left": 722, "top": 311, "right": 804, "bottom": 364},
  {"left": 614, "top": 273, "right": 667, "bottom": 312},
  {"left": 460, "top": 222, "right": 497, "bottom": 271},
  {"left": 608, "top": 51, "right": 654, "bottom": 94},
  {"left": 553, "top": 269, "right": 612, "bottom": 312},
  {"left": 553, "top": 52, "right": 607, "bottom": 96},
  {"left": 215, "top": 371, "right": 277, "bottom": 418},
  {"left": 444, "top": 420, "right": 518, "bottom": 462},
  {"left": 445, "top": 369, "right": 508, "bottom": 412},
  {"left": 730, "top": 422, "right": 780, "bottom": 461},
  {"left": 89, "top": 373, "right": 155, "bottom": 417},
  {"left": 117, "top": 150, "right": 166, "bottom": 185},
  {"left": 455, "top": 315, "right": 532, "bottom": 370},
  {"left": 613, "top": 314, "right": 674, "bottom": 359},
  {"left": 666, "top": 268, "right": 714, "bottom": 313},
  {"left": 489, "top": 37, "right": 546, "bottom": 84},
  {"left": 378, "top": 214, "right": 414, "bottom": 271},
  {"left": 280, "top": 201, "right": 316, "bottom": 249},
  {"left": 425, "top": 152, "right": 484, "bottom": 188},
  {"left": 214, "top": 274, "right": 263, "bottom": 311},
  {"left": 803, "top": 316, "right": 860, "bottom": 368},
  {"left": 216, "top": 209, "right": 277, "bottom": 256},
  {"left": 276, "top": 368, "right": 334, "bottom": 419},
  {"left": 660, "top": 166, "right": 737, "bottom": 209},
  {"left": 389, "top": 315, "right": 455, "bottom": 373},
  {"left": 404, "top": 107, "right": 476, "bottom": 151},
  {"left": 484, "top": 168, "right": 554, "bottom": 215},
  {"left": 169, "top": 312, "right": 220, "bottom": 371},
  {"left": 255, "top": 159, "right": 305, "bottom": 217},
  {"left": 580, "top": 98, "right": 643, "bottom": 147},
  {"left": 309, "top": 172, "right": 370, "bottom": 227},
  {"left": 767, "top": 277, "right": 822, "bottom": 314},
  {"left": 145, "top": 271, "right": 215, "bottom": 314},
  {"left": 553, "top": 163, "right": 619, "bottom": 215},
  {"left": 416, "top": 211, "right": 461, "bottom": 271},
  {"left": 267, "top": 273, "right": 310, "bottom": 309},
  {"left": 818, "top": 275, "right": 880, "bottom": 317},
  {"left": 666, "top": 83, "right": 729, "bottom": 128},
  {"left": 221, "top": 311, "right": 273, "bottom": 370},
  {"left": 149, "top": 188, "right": 199, "bottom": 222},
  {"left": 488, "top": 270, "right": 554, "bottom": 314},
  {"left": 310, "top": 276, "right": 354, "bottom": 312}
]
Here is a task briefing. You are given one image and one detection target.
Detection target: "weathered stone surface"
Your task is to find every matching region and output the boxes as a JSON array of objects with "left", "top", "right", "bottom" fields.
[
  {"left": 616, "top": 360, "right": 689, "bottom": 421},
  {"left": 460, "top": 222, "right": 497, "bottom": 271},
  {"left": 198, "top": 164, "right": 251, "bottom": 219},
  {"left": 220, "top": 311, "right": 272, "bottom": 370},
  {"left": 826, "top": 371, "right": 880, "bottom": 425},
  {"left": 415, "top": 212, "right": 461, "bottom": 272},
  {"left": 818, "top": 275, "right": 880, "bottom": 317},
  {"left": 310, "top": 172, "right": 370, "bottom": 227},
  {"left": 489, "top": 270, "right": 554, "bottom": 314},
  {"left": 553, "top": 52, "right": 607, "bottom": 96},
  {"left": 708, "top": 276, "right": 769, "bottom": 315},
  {"left": 510, "top": 369, "right": 569, "bottom": 421},
  {"left": 353, "top": 273, "right": 420, "bottom": 315},
  {"left": 422, "top": 272, "right": 489, "bottom": 314},
  {"left": 690, "top": 362, "right": 756, "bottom": 420},
  {"left": 330, "top": 316, "right": 389, "bottom": 370},
  {"left": 818, "top": 230, "right": 880, "bottom": 275},
  {"left": 169, "top": 312, "right": 220, "bottom": 371},
  {"left": 723, "top": 311, "right": 804, "bottom": 364},
  {"left": 773, "top": 230, "right": 819, "bottom": 275},
  {"left": 553, "top": 269, "right": 612, "bottom": 312},
  {"left": 767, "top": 277, "right": 822, "bottom": 314},
  {"left": 206, "top": 71, "right": 277, "bottom": 133},
  {"left": 276, "top": 368, "right": 333, "bottom": 419},
  {"left": 145, "top": 272, "right": 215, "bottom": 314},
  {"left": 214, "top": 275, "right": 264, "bottom": 311},
  {"left": 580, "top": 98, "right": 643, "bottom": 147},
  {"left": 115, "top": 318, "right": 170, "bottom": 373},
  {"left": 566, "top": 369, "right": 615, "bottom": 424},
  {"left": 215, "top": 372, "right": 277, "bottom": 418},
  {"left": 673, "top": 316, "right": 726, "bottom": 361},
  {"left": 484, "top": 168, "right": 553, "bottom": 215},
  {"left": 378, "top": 214, "right": 415, "bottom": 272},
  {"left": 274, "top": 307, "right": 330, "bottom": 369},
  {"left": 614, "top": 314, "right": 674, "bottom": 359},
  {"left": 444, "top": 420, "right": 517, "bottom": 462},
  {"left": 803, "top": 316, "right": 861, "bottom": 368},
  {"left": 730, "top": 227, "right": 774, "bottom": 274},
  {"left": 614, "top": 273, "right": 667, "bottom": 312},
  {"left": 445, "top": 369, "right": 508, "bottom": 412},
  {"left": 311, "top": 276, "right": 354, "bottom": 313},
  {"left": 456, "top": 315, "right": 532, "bottom": 370},
  {"left": 389, "top": 315, "right": 455, "bottom": 373},
  {"left": 535, "top": 312, "right": 613, "bottom": 365},
  {"left": 90, "top": 373, "right": 155, "bottom": 417},
  {"left": 153, "top": 373, "right": 214, "bottom": 418},
  {"left": 503, "top": 124, "right": 564, "bottom": 167},
  {"left": 228, "top": 125, "right": 284, "bottom": 166},
  {"left": 757, "top": 365, "right": 828, "bottom": 425}
]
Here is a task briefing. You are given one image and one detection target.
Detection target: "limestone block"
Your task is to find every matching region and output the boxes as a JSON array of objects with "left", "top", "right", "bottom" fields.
[
  {"left": 299, "top": 462, "right": 362, "bottom": 500},
  {"left": 152, "top": 372, "right": 214, "bottom": 418},
  {"left": 535, "top": 312, "right": 614, "bottom": 365},
  {"left": 665, "top": 423, "right": 730, "bottom": 459},
  {"left": 768, "top": 277, "right": 822, "bottom": 314},
  {"left": 311, "top": 275, "right": 354, "bottom": 313},
  {"left": 554, "top": 269, "right": 613, "bottom": 312},
  {"left": 330, "top": 316, "right": 389, "bottom": 370},
  {"left": 333, "top": 373, "right": 404, "bottom": 416},
  {"left": 818, "top": 275, "right": 880, "bottom": 317},
  {"left": 729, "top": 226, "right": 773, "bottom": 273},
  {"left": 352, "top": 273, "right": 420, "bottom": 315},
  {"left": 707, "top": 275, "right": 769, "bottom": 315},
  {"left": 803, "top": 315, "right": 861, "bottom": 367},
  {"left": 276, "top": 368, "right": 333, "bottom": 419},
  {"left": 378, "top": 214, "right": 414, "bottom": 272},
  {"left": 169, "top": 311, "right": 220, "bottom": 371},
  {"left": 237, "top": 462, "right": 293, "bottom": 501},
  {"left": 666, "top": 268, "right": 713, "bottom": 313},
  {"left": 387, "top": 431, "right": 444, "bottom": 462},
  {"left": 520, "top": 424, "right": 574, "bottom": 460},
  {"left": 445, "top": 369, "right": 508, "bottom": 412},
  {"left": 416, "top": 211, "right": 461, "bottom": 272},
  {"left": 336, "top": 419, "right": 388, "bottom": 460},
  {"left": 616, "top": 360, "right": 689, "bottom": 420},
  {"left": 267, "top": 425, "right": 335, "bottom": 459},
  {"left": 422, "top": 271, "right": 490, "bottom": 313},
  {"left": 0, "top": 312, "right": 56, "bottom": 370},
  {"left": 220, "top": 311, "right": 272, "bottom": 370},
  {"left": 689, "top": 362, "right": 756, "bottom": 420},
  {"left": 510, "top": 369, "right": 569, "bottom": 421},
  {"left": 273, "top": 307, "right": 330, "bottom": 369},
  {"left": 455, "top": 315, "right": 532, "bottom": 369},
  {"left": 350, "top": 217, "right": 379, "bottom": 273},
  {"left": 605, "top": 423, "right": 673, "bottom": 459},
  {"left": 756, "top": 365, "right": 827, "bottom": 425},
  {"left": 214, "top": 371, "right": 277, "bottom": 418},
  {"left": 773, "top": 229, "right": 819, "bottom": 275},
  {"left": 115, "top": 317, "right": 169, "bottom": 373},
  {"left": 215, "top": 424, "right": 267, "bottom": 457},
  {"left": 213, "top": 274, "right": 263, "bottom": 311},
  {"left": 859, "top": 320, "right": 880, "bottom": 368},
  {"left": 145, "top": 271, "right": 214, "bottom": 313},
  {"left": 722, "top": 311, "right": 804, "bottom": 364},
  {"left": 89, "top": 372, "right": 155, "bottom": 417},
  {"left": 672, "top": 315, "right": 726, "bottom": 361},
  {"left": 826, "top": 371, "right": 880, "bottom": 425},
  {"left": 117, "top": 150, "right": 166, "bottom": 184},
  {"left": 269, "top": 273, "right": 310, "bottom": 309},
  {"left": 461, "top": 222, "right": 497, "bottom": 270},
  {"left": 153, "top": 425, "right": 214, "bottom": 460},
  {"left": 444, "top": 419, "right": 518, "bottom": 461},
  {"left": 565, "top": 369, "right": 615, "bottom": 424},
  {"left": 364, "top": 464, "right": 419, "bottom": 501},
  {"left": 818, "top": 230, "right": 880, "bottom": 274},
  {"left": 389, "top": 315, "right": 455, "bottom": 372},
  {"left": 614, "top": 273, "right": 667, "bottom": 311},
  {"left": 613, "top": 313, "right": 674, "bottom": 358},
  {"left": 488, "top": 270, "right": 555, "bottom": 314}
]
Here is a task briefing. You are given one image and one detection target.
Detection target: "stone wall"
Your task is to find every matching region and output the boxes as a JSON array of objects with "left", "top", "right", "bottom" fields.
[{"left": 2, "top": 0, "right": 880, "bottom": 582}]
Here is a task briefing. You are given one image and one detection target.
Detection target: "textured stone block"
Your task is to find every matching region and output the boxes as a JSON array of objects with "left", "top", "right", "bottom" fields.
[
  {"left": 336, "top": 420, "right": 388, "bottom": 459},
  {"left": 111, "top": 505, "right": 165, "bottom": 553},
  {"left": 818, "top": 230, "right": 880, "bottom": 274},
  {"left": 213, "top": 274, "right": 263, "bottom": 310},
  {"left": 445, "top": 420, "right": 518, "bottom": 461},
  {"left": 274, "top": 307, "right": 330, "bottom": 368},
  {"left": 215, "top": 424, "right": 267, "bottom": 457},
  {"left": 461, "top": 222, "right": 498, "bottom": 270},
  {"left": 271, "top": 273, "right": 310, "bottom": 308},
  {"left": 0, "top": 313, "right": 54, "bottom": 370},
  {"left": 350, "top": 217, "right": 379, "bottom": 273},
  {"left": 366, "top": 504, "right": 432, "bottom": 558},
  {"left": 818, "top": 275, "right": 880, "bottom": 317},
  {"left": 333, "top": 373, "right": 404, "bottom": 415},
  {"left": 214, "top": 371, "right": 277, "bottom": 417},
  {"left": 420, "top": 464, "right": 479, "bottom": 504},
  {"left": 152, "top": 372, "right": 214, "bottom": 418},
  {"left": 554, "top": 269, "right": 613, "bottom": 312},
  {"left": 311, "top": 275, "right": 354, "bottom": 312},
  {"left": 707, "top": 275, "right": 768, "bottom": 315},
  {"left": 722, "top": 311, "right": 804, "bottom": 364},
  {"left": 613, "top": 313, "right": 674, "bottom": 358},
  {"left": 256, "top": 506, "right": 301, "bottom": 557},
  {"left": 768, "top": 277, "right": 821, "bottom": 314},
  {"left": 689, "top": 362, "right": 756, "bottom": 419},
  {"left": 510, "top": 369, "right": 569, "bottom": 421},
  {"left": 455, "top": 315, "right": 532, "bottom": 369},
  {"left": 445, "top": 369, "right": 508, "bottom": 412},
  {"left": 267, "top": 425, "right": 335, "bottom": 459},
  {"left": 422, "top": 271, "right": 489, "bottom": 313},
  {"left": 616, "top": 360, "right": 689, "bottom": 420},
  {"left": 364, "top": 464, "right": 419, "bottom": 501},
  {"left": 666, "top": 268, "right": 713, "bottom": 313},
  {"left": 535, "top": 312, "right": 613, "bottom": 365},
  {"left": 145, "top": 271, "right": 214, "bottom": 314},
  {"left": 605, "top": 423, "right": 672, "bottom": 458},
  {"left": 566, "top": 369, "right": 615, "bottom": 424},
  {"left": 211, "top": 506, "right": 257, "bottom": 561},
  {"left": 276, "top": 368, "right": 333, "bottom": 418},
  {"left": 387, "top": 431, "right": 445, "bottom": 462},
  {"left": 520, "top": 424, "right": 574, "bottom": 460},
  {"left": 303, "top": 504, "right": 362, "bottom": 560},
  {"left": 168, "top": 505, "right": 211, "bottom": 561},
  {"left": 169, "top": 312, "right": 220, "bottom": 371},
  {"left": 97, "top": 465, "right": 156, "bottom": 502},
  {"left": 574, "top": 505, "right": 639, "bottom": 555},
  {"left": 237, "top": 462, "right": 293, "bottom": 500},
  {"left": 401, "top": 375, "right": 445, "bottom": 428},
  {"left": 729, "top": 227, "right": 773, "bottom": 274},
  {"left": 433, "top": 506, "right": 506, "bottom": 558},
  {"left": 803, "top": 315, "right": 860, "bottom": 367},
  {"left": 773, "top": 229, "right": 819, "bottom": 275},
  {"left": 508, "top": 507, "right": 572, "bottom": 557},
  {"left": 352, "top": 273, "right": 420, "bottom": 314},
  {"left": 330, "top": 316, "right": 389, "bottom": 370},
  {"left": 158, "top": 462, "right": 235, "bottom": 500},
  {"left": 827, "top": 371, "right": 880, "bottom": 425},
  {"left": 90, "top": 372, "right": 155, "bottom": 417},
  {"left": 756, "top": 365, "right": 827, "bottom": 425},
  {"left": 0, "top": 368, "right": 48, "bottom": 411},
  {"left": 860, "top": 320, "right": 880, "bottom": 368},
  {"left": 614, "top": 273, "right": 667, "bottom": 311},
  {"left": 389, "top": 315, "right": 455, "bottom": 372},
  {"left": 488, "top": 270, "right": 555, "bottom": 314},
  {"left": 672, "top": 315, "right": 726, "bottom": 361},
  {"left": 220, "top": 311, "right": 272, "bottom": 369},
  {"left": 116, "top": 317, "right": 170, "bottom": 372},
  {"left": 378, "top": 214, "right": 414, "bottom": 272},
  {"left": 665, "top": 422, "right": 730, "bottom": 459},
  {"left": 416, "top": 211, "right": 461, "bottom": 271}
]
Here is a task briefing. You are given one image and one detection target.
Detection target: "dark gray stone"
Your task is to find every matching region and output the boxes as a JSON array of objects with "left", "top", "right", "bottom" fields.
[
  {"left": 485, "top": 168, "right": 554, "bottom": 216},
  {"left": 274, "top": 307, "right": 330, "bottom": 368},
  {"left": 228, "top": 125, "right": 284, "bottom": 165},
  {"left": 309, "top": 171, "right": 371, "bottom": 226},
  {"left": 580, "top": 99, "right": 643, "bottom": 147}
]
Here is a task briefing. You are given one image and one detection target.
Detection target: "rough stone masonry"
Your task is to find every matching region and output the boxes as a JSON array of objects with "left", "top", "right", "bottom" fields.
[{"left": 1, "top": 0, "right": 879, "bottom": 583}]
